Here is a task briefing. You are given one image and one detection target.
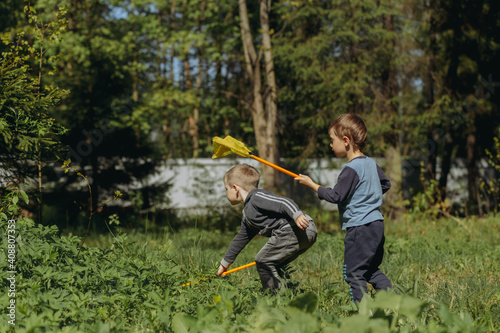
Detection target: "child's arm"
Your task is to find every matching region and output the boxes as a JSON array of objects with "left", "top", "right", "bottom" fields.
[
  {"left": 295, "top": 214, "right": 310, "bottom": 230},
  {"left": 217, "top": 223, "right": 257, "bottom": 276},
  {"left": 216, "top": 264, "right": 229, "bottom": 276},
  {"left": 377, "top": 165, "right": 391, "bottom": 193},
  {"left": 294, "top": 175, "right": 320, "bottom": 192},
  {"left": 251, "top": 191, "right": 307, "bottom": 224},
  {"left": 297, "top": 168, "right": 358, "bottom": 204},
  {"left": 249, "top": 191, "right": 310, "bottom": 230}
]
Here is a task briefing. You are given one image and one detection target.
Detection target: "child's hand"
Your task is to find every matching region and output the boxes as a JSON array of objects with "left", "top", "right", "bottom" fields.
[
  {"left": 295, "top": 214, "right": 310, "bottom": 230},
  {"left": 216, "top": 264, "right": 229, "bottom": 276},
  {"left": 294, "top": 174, "right": 320, "bottom": 192}
]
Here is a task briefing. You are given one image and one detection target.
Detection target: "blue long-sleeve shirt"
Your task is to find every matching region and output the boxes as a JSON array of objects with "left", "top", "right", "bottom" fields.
[{"left": 317, "top": 156, "right": 391, "bottom": 230}]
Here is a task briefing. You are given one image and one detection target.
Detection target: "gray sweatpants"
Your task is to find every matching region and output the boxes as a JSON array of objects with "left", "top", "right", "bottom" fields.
[{"left": 255, "top": 219, "right": 317, "bottom": 293}]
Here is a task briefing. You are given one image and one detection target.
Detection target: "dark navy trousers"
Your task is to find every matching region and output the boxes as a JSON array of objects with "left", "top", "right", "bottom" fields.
[{"left": 343, "top": 220, "right": 392, "bottom": 303}]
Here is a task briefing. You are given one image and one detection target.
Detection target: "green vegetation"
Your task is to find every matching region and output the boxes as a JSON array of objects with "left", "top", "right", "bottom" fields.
[
  {"left": 1, "top": 0, "right": 499, "bottom": 331},
  {"left": 1, "top": 213, "right": 498, "bottom": 332},
  {"left": 2, "top": 0, "right": 500, "bottom": 220}
]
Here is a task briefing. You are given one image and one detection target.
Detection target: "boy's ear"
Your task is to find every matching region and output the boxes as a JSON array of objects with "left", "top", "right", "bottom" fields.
[
  {"left": 343, "top": 136, "right": 351, "bottom": 151},
  {"left": 233, "top": 184, "right": 241, "bottom": 198}
]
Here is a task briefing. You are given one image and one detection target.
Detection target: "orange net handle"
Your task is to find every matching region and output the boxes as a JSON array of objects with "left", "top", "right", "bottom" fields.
[
  {"left": 251, "top": 155, "right": 299, "bottom": 178},
  {"left": 182, "top": 262, "right": 257, "bottom": 286},
  {"left": 222, "top": 262, "right": 256, "bottom": 276},
  {"left": 251, "top": 155, "right": 320, "bottom": 186}
]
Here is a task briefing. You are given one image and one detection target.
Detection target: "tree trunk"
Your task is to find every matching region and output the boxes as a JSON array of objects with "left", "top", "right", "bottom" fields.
[
  {"left": 87, "top": 80, "right": 100, "bottom": 213},
  {"left": 466, "top": 129, "right": 480, "bottom": 215},
  {"left": 260, "top": 0, "right": 279, "bottom": 187},
  {"left": 239, "top": 0, "right": 279, "bottom": 189},
  {"left": 425, "top": 2, "right": 437, "bottom": 181},
  {"left": 170, "top": 0, "right": 176, "bottom": 84},
  {"left": 189, "top": 52, "right": 201, "bottom": 158},
  {"left": 132, "top": 49, "right": 138, "bottom": 103},
  {"left": 438, "top": 131, "right": 453, "bottom": 200},
  {"left": 381, "top": 12, "right": 403, "bottom": 218},
  {"left": 191, "top": 56, "right": 201, "bottom": 158},
  {"left": 158, "top": 9, "right": 167, "bottom": 78},
  {"left": 191, "top": 1, "right": 206, "bottom": 158},
  {"left": 37, "top": 36, "right": 45, "bottom": 225}
]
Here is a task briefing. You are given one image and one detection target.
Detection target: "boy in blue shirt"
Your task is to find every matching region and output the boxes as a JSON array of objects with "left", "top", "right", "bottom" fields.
[
  {"left": 295, "top": 113, "right": 393, "bottom": 303},
  {"left": 216, "top": 164, "right": 317, "bottom": 293}
]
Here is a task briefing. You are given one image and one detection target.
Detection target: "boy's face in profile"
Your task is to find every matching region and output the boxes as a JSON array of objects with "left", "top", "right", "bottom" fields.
[
  {"left": 329, "top": 128, "right": 347, "bottom": 158},
  {"left": 224, "top": 182, "right": 240, "bottom": 205}
]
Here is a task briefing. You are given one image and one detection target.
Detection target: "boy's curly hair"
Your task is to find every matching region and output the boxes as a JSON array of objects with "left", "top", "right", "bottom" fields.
[
  {"left": 329, "top": 113, "right": 367, "bottom": 152},
  {"left": 224, "top": 164, "right": 260, "bottom": 191}
]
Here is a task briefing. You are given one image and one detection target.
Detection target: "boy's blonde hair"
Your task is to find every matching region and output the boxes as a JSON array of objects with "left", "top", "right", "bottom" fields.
[
  {"left": 329, "top": 113, "right": 367, "bottom": 152},
  {"left": 224, "top": 164, "right": 260, "bottom": 191}
]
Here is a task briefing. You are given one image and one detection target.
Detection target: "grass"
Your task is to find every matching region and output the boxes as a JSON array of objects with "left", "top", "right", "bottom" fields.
[
  {"left": 83, "top": 213, "right": 499, "bottom": 331},
  {"left": 2, "top": 213, "right": 497, "bottom": 332}
]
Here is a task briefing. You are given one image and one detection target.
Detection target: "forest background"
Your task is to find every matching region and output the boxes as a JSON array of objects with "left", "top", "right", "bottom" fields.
[
  {"left": 1, "top": 0, "right": 500, "bottom": 332},
  {"left": 1, "top": 0, "right": 500, "bottom": 230}
]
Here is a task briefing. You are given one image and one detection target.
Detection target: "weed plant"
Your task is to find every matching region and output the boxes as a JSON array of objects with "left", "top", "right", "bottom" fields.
[{"left": 0, "top": 213, "right": 498, "bottom": 332}]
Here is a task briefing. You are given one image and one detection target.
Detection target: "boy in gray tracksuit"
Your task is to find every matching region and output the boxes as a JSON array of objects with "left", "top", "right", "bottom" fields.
[{"left": 216, "top": 164, "right": 317, "bottom": 293}]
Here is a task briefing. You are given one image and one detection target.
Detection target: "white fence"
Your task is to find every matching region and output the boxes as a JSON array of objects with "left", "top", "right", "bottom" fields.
[
  {"left": 2, "top": 157, "right": 494, "bottom": 213},
  {"left": 140, "top": 157, "right": 495, "bottom": 212}
]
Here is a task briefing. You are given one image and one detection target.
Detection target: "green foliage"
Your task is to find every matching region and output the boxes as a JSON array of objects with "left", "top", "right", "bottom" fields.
[
  {"left": 0, "top": 52, "right": 68, "bottom": 181},
  {"left": 0, "top": 187, "right": 29, "bottom": 222},
  {"left": 274, "top": 0, "right": 403, "bottom": 158},
  {"left": 409, "top": 162, "right": 452, "bottom": 218},
  {"left": 0, "top": 210, "right": 498, "bottom": 332},
  {"left": 0, "top": 1, "right": 68, "bottom": 193},
  {"left": 61, "top": 159, "right": 123, "bottom": 255},
  {"left": 479, "top": 136, "right": 500, "bottom": 214},
  {"left": 0, "top": 217, "right": 181, "bottom": 332},
  {"left": 2, "top": 0, "right": 498, "bottom": 228}
]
